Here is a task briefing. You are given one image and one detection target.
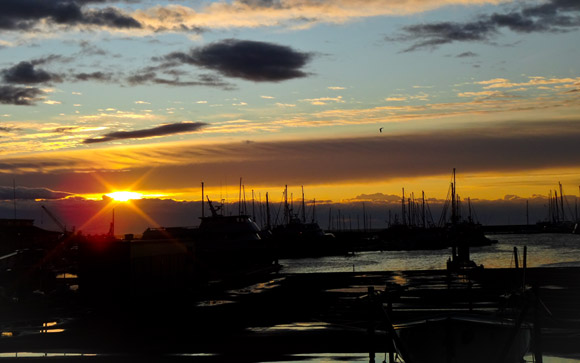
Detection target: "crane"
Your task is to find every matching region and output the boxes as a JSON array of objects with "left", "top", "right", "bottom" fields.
[{"left": 41, "top": 205, "right": 67, "bottom": 234}]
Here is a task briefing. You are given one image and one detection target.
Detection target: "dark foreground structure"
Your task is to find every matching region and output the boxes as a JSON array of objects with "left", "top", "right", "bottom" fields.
[{"left": 0, "top": 266, "right": 578, "bottom": 362}]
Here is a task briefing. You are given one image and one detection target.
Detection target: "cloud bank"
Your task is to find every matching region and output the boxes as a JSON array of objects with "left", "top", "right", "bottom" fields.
[
  {"left": 2, "top": 119, "right": 580, "bottom": 193},
  {"left": 0, "top": 186, "right": 73, "bottom": 200}
]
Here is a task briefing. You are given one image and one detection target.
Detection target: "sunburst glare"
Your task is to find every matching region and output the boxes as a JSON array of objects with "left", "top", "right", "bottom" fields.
[{"left": 106, "top": 191, "right": 143, "bottom": 202}]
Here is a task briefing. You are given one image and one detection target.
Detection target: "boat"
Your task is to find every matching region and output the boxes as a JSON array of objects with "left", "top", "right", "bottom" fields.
[
  {"left": 193, "top": 196, "right": 278, "bottom": 277},
  {"left": 393, "top": 314, "right": 531, "bottom": 363},
  {"left": 78, "top": 187, "right": 279, "bottom": 298},
  {"left": 270, "top": 186, "right": 339, "bottom": 258}
]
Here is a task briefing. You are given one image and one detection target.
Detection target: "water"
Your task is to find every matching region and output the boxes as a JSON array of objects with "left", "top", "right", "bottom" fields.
[
  {"left": 279, "top": 233, "right": 580, "bottom": 273},
  {"left": 274, "top": 233, "right": 580, "bottom": 363}
]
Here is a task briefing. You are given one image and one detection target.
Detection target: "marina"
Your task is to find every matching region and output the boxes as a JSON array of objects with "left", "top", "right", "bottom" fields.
[{"left": 0, "top": 231, "right": 578, "bottom": 362}]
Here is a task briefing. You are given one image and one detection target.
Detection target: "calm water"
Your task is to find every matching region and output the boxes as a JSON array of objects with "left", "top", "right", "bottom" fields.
[
  {"left": 279, "top": 233, "right": 580, "bottom": 274},
  {"left": 274, "top": 233, "right": 580, "bottom": 363}
]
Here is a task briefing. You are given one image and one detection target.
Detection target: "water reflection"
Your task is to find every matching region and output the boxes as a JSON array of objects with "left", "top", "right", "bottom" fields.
[
  {"left": 248, "top": 322, "right": 330, "bottom": 332},
  {"left": 227, "top": 277, "right": 285, "bottom": 296},
  {"left": 280, "top": 234, "right": 580, "bottom": 273},
  {"left": 0, "top": 352, "right": 98, "bottom": 358}
]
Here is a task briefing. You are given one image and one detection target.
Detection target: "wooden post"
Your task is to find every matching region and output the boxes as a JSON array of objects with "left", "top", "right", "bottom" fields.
[
  {"left": 523, "top": 246, "right": 527, "bottom": 290},
  {"left": 513, "top": 247, "right": 519, "bottom": 269},
  {"left": 386, "top": 284, "right": 395, "bottom": 363},
  {"left": 368, "top": 286, "right": 375, "bottom": 363},
  {"left": 533, "top": 284, "right": 544, "bottom": 363}
]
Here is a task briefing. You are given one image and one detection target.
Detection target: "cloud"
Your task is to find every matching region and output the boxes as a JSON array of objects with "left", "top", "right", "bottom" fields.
[
  {"left": 73, "top": 71, "right": 114, "bottom": 82},
  {"left": 163, "top": 39, "right": 313, "bottom": 82},
  {"left": 126, "top": 70, "right": 234, "bottom": 89},
  {"left": 390, "top": 0, "right": 580, "bottom": 51},
  {"left": 82, "top": 121, "right": 207, "bottom": 144},
  {"left": 0, "top": 85, "right": 43, "bottom": 105},
  {"left": 133, "top": 0, "right": 504, "bottom": 32},
  {"left": 0, "top": 0, "right": 141, "bottom": 31},
  {"left": 0, "top": 186, "right": 73, "bottom": 200},
  {"left": 1, "top": 61, "right": 62, "bottom": 84},
  {"left": 3, "top": 119, "right": 580, "bottom": 192},
  {"left": 456, "top": 51, "right": 478, "bottom": 58},
  {"left": 301, "top": 96, "right": 344, "bottom": 105}
]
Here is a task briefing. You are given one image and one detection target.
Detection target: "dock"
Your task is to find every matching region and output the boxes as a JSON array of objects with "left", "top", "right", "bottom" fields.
[{"left": 0, "top": 267, "right": 578, "bottom": 361}]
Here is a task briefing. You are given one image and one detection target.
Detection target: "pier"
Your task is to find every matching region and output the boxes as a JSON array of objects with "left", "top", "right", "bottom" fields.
[{"left": 0, "top": 266, "right": 578, "bottom": 361}]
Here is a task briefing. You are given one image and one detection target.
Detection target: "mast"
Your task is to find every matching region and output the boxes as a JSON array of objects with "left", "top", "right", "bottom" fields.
[
  {"left": 108, "top": 209, "right": 115, "bottom": 237},
  {"left": 422, "top": 191, "right": 426, "bottom": 228},
  {"left": 363, "top": 202, "right": 367, "bottom": 233},
  {"left": 526, "top": 200, "right": 529, "bottom": 225},
  {"left": 252, "top": 189, "right": 256, "bottom": 221},
  {"left": 451, "top": 168, "right": 457, "bottom": 225},
  {"left": 284, "top": 185, "right": 289, "bottom": 225},
  {"left": 401, "top": 187, "right": 406, "bottom": 226},
  {"left": 312, "top": 198, "right": 316, "bottom": 223},
  {"left": 467, "top": 197, "right": 473, "bottom": 223},
  {"left": 328, "top": 208, "right": 332, "bottom": 230},
  {"left": 266, "top": 192, "right": 271, "bottom": 230},
  {"left": 301, "top": 186, "right": 306, "bottom": 223},
  {"left": 559, "top": 182, "right": 565, "bottom": 221},
  {"left": 554, "top": 190, "right": 560, "bottom": 223},
  {"left": 238, "top": 177, "right": 242, "bottom": 216},
  {"left": 201, "top": 182, "right": 205, "bottom": 218},
  {"left": 242, "top": 184, "right": 247, "bottom": 215}
]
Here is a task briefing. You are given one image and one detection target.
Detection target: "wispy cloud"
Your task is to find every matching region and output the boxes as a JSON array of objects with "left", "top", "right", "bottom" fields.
[
  {"left": 132, "top": 0, "right": 504, "bottom": 32},
  {"left": 301, "top": 96, "right": 344, "bottom": 105},
  {"left": 83, "top": 121, "right": 207, "bottom": 144},
  {"left": 389, "top": 0, "right": 580, "bottom": 51}
]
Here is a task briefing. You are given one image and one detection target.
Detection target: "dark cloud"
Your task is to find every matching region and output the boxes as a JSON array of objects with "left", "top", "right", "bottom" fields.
[
  {"left": 1, "top": 61, "right": 63, "bottom": 84},
  {"left": 238, "top": 0, "right": 283, "bottom": 9},
  {"left": 73, "top": 71, "right": 114, "bottom": 81},
  {"left": 0, "top": 0, "right": 141, "bottom": 31},
  {"left": 0, "top": 85, "right": 43, "bottom": 105},
  {"left": 83, "top": 121, "right": 207, "bottom": 144},
  {"left": 0, "top": 186, "right": 72, "bottom": 200},
  {"left": 164, "top": 39, "right": 313, "bottom": 82},
  {"left": 390, "top": 0, "right": 580, "bottom": 51},
  {"left": 456, "top": 51, "right": 478, "bottom": 58},
  {"left": 126, "top": 71, "right": 234, "bottom": 89}
]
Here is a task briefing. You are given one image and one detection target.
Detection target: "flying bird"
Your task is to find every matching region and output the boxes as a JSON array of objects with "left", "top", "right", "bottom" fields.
[{"left": 379, "top": 127, "right": 383, "bottom": 133}]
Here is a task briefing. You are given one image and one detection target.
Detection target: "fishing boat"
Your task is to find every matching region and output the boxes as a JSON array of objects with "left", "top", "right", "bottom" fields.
[
  {"left": 270, "top": 186, "right": 339, "bottom": 258},
  {"left": 78, "top": 187, "right": 279, "bottom": 298},
  {"left": 393, "top": 314, "right": 531, "bottom": 363},
  {"left": 193, "top": 196, "right": 278, "bottom": 276}
]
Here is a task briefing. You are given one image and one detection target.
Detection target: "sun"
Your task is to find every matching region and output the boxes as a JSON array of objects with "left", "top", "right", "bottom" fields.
[{"left": 106, "top": 191, "right": 143, "bottom": 202}]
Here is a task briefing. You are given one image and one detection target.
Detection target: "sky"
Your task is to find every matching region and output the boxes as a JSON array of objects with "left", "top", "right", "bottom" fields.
[{"left": 0, "top": 0, "right": 579, "bottom": 234}]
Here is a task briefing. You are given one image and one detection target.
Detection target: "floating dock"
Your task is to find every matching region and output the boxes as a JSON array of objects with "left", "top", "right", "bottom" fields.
[{"left": 0, "top": 267, "right": 578, "bottom": 362}]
